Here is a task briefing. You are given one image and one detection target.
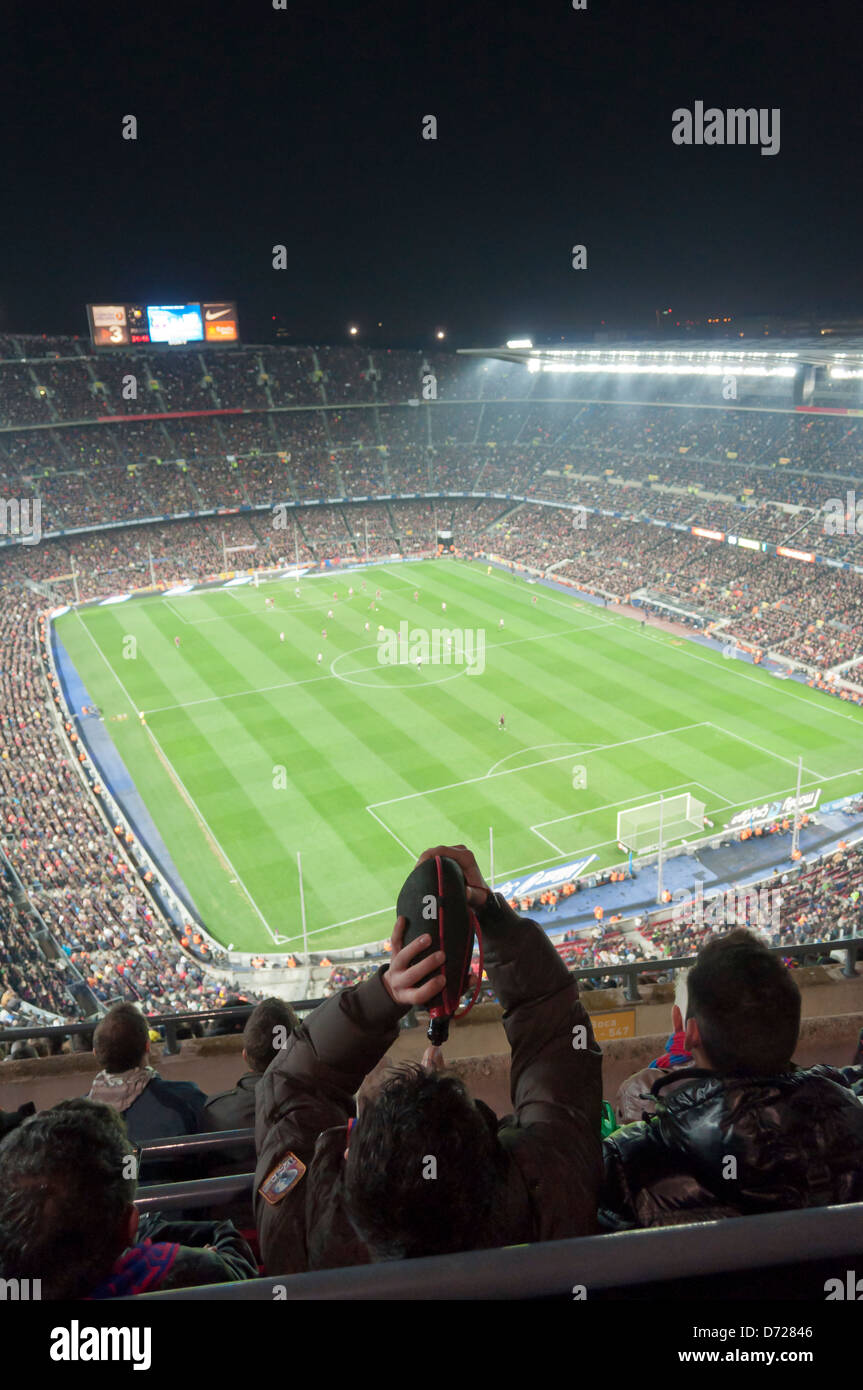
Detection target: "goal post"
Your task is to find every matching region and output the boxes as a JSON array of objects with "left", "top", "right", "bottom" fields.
[{"left": 617, "top": 792, "right": 706, "bottom": 856}]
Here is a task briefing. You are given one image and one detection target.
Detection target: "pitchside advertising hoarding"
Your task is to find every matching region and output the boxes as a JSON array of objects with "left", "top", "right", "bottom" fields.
[
  {"left": 87, "top": 302, "right": 239, "bottom": 347},
  {"left": 496, "top": 855, "right": 597, "bottom": 900},
  {"left": 726, "top": 790, "right": 821, "bottom": 832}
]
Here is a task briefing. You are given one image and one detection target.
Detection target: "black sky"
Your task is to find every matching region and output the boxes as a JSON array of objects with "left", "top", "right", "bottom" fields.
[{"left": 2, "top": 0, "right": 862, "bottom": 345}]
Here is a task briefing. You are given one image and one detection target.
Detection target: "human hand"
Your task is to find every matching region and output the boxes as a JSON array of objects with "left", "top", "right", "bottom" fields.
[
  {"left": 382, "top": 916, "right": 446, "bottom": 1007},
  {"left": 414, "top": 844, "right": 490, "bottom": 909},
  {"left": 422, "top": 1044, "right": 445, "bottom": 1071}
]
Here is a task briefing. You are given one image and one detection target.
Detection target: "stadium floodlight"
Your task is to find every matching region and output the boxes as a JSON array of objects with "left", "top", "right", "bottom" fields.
[
  {"left": 506, "top": 337, "right": 533, "bottom": 349},
  {"left": 436, "top": 329, "right": 446, "bottom": 340},
  {"left": 348, "top": 324, "right": 359, "bottom": 336},
  {"left": 536, "top": 361, "right": 795, "bottom": 377}
]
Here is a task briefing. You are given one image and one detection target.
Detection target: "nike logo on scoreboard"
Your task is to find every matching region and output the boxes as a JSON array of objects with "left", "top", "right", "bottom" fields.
[{"left": 205, "top": 306, "right": 233, "bottom": 320}]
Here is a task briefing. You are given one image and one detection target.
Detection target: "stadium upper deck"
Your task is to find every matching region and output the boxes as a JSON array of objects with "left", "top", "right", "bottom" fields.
[{"left": 0, "top": 338, "right": 862, "bottom": 550}]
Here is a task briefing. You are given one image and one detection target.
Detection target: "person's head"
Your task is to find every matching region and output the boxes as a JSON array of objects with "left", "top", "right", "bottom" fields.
[
  {"left": 92, "top": 1002, "right": 149, "bottom": 1074},
  {"left": 683, "top": 929, "right": 800, "bottom": 1074},
  {"left": 0, "top": 1100, "right": 138, "bottom": 1299},
  {"left": 7, "top": 1042, "right": 38, "bottom": 1061},
  {"left": 242, "top": 997, "right": 299, "bottom": 1074},
  {"left": 206, "top": 995, "right": 248, "bottom": 1037},
  {"left": 343, "top": 1064, "right": 506, "bottom": 1261}
]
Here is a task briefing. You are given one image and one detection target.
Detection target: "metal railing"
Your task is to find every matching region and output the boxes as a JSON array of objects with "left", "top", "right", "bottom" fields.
[
  {"left": 135, "top": 1174, "right": 255, "bottom": 1215},
  {"left": 561, "top": 935, "right": 863, "bottom": 1001},
  {"left": 2, "top": 937, "right": 860, "bottom": 1048},
  {"left": 132, "top": 1131, "right": 257, "bottom": 1213},
  {"left": 132, "top": 1200, "right": 863, "bottom": 1300},
  {"left": 0, "top": 1000, "right": 325, "bottom": 1051},
  {"left": 137, "top": 1129, "right": 254, "bottom": 1161}
]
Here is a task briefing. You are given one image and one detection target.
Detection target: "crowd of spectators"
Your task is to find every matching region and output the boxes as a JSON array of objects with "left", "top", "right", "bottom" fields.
[
  {"left": 642, "top": 845, "right": 863, "bottom": 966},
  {"left": 322, "top": 961, "right": 379, "bottom": 996},
  {"left": 4, "top": 338, "right": 863, "bottom": 550},
  {"left": 5, "top": 471, "right": 863, "bottom": 657},
  {"left": 0, "top": 589, "right": 240, "bottom": 1022},
  {"left": 0, "top": 848, "right": 860, "bottom": 1301}
]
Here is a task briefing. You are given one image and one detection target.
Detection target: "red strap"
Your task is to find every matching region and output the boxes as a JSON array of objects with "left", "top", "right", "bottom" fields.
[
  {"left": 434, "top": 855, "right": 453, "bottom": 1012},
  {"left": 453, "top": 910, "right": 483, "bottom": 1019}
]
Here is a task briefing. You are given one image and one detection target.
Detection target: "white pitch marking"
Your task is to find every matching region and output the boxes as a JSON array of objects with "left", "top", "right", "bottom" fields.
[
  {"left": 368, "top": 722, "right": 709, "bottom": 811},
  {"left": 485, "top": 740, "right": 602, "bottom": 778},
  {"left": 706, "top": 721, "right": 827, "bottom": 781},
  {"left": 70, "top": 611, "right": 280, "bottom": 945},
  {"left": 483, "top": 562, "right": 863, "bottom": 731},
  {"left": 365, "top": 806, "right": 415, "bottom": 859},
  {"left": 530, "top": 826, "right": 568, "bottom": 856},
  {"left": 140, "top": 623, "right": 612, "bottom": 714},
  {"left": 381, "top": 567, "right": 420, "bottom": 586},
  {"left": 533, "top": 781, "right": 717, "bottom": 833}
]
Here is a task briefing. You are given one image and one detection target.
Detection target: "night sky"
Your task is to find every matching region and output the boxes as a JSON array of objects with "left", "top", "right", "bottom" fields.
[{"left": 2, "top": 0, "right": 862, "bottom": 345}]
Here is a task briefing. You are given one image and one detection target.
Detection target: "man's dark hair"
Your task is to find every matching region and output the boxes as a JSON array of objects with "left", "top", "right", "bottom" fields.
[
  {"left": 0, "top": 1100, "right": 136, "bottom": 1299},
  {"left": 243, "top": 997, "right": 299, "bottom": 1074},
  {"left": 93, "top": 1002, "right": 150, "bottom": 1073},
  {"left": 7, "top": 1042, "right": 38, "bottom": 1060},
  {"left": 343, "top": 1065, "right": 506, "bottom": 1261},
  {"left": 687, "top": 929, "right": 801, "bottom": 1073}
]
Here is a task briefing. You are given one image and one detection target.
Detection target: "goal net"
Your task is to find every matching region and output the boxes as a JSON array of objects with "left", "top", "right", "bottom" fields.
[{"left": 617, "top": 793, "right": 706, "bottom": 855}]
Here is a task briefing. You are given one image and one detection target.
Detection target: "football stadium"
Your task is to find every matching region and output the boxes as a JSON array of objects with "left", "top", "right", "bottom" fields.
[
  {"left": 3, "top": 330, "right": 863, "bottom": 1308},
  {"left": 1, "top": 0, "right": 862, "bottom": 1339}
]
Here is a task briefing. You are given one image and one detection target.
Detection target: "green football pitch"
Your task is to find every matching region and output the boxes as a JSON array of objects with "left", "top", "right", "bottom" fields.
[{"left": 53, "top": 560, "right": 863, "bottom": 954}]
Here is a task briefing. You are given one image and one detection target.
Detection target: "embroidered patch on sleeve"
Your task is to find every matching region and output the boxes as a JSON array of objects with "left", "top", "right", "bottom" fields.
[{"left": 259, "top": 1151, "right": 307, "bottom": 1205}]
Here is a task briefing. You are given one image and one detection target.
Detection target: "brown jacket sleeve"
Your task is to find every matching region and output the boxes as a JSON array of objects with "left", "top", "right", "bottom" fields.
[
  {"left": 479, "top": 892, "right": 603, "bottom": 1240},
  {"left": 254, "top": 968, "right": 408, "bottom": 1275}
]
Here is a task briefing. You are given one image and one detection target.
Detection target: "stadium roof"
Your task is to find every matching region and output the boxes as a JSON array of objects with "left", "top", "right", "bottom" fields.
[{"left": 458, "top": 338, "right": 863, "bottom": 373}]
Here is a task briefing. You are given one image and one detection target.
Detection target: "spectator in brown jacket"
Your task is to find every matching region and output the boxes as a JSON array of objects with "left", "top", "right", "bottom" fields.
[{"left": 254, "top": 843, "right": 603, "bottom": 1274}]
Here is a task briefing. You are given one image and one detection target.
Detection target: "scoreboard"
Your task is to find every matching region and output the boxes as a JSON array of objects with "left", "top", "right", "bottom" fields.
[{"left": 87, "top": 301, "right": 239, "bottom": 347}]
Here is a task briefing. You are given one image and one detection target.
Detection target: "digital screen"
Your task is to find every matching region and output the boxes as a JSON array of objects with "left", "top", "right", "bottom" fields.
[
  {"left": 147, "top": 304, "right": 204, "bottom": 343},
  {"left": 87, "top": 301, "right": 239, "bottom": 347}
]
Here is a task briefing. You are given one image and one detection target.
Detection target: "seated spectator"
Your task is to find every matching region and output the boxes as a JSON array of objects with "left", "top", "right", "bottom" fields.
[
  {"left": 204, "top": 994, "right": 253, "bottom": 1038},
  {"left": 0, "top": 1100, "right": 257, "bottom": 1298},
  {"left": 600, "top": 930, "right": 863, "bottom": 1230},
  {"left": 204, "top": 996, "right": 298, "bottom": 1133},
  {"left": 200, "top": 997, "right": 299, "bottom": 1229},
  {"left": 614, "top": 972, "right": 694, "bottom": 1126},
  {"left": 646, "top": 971, "right": 694, "bottom": 1071},
  {"left": 4, "top": 1042, "right": 38, "bottom": 1061},
  {"left": 254, "top": 844, "right": 602, "bottom": 1275},
  {"left": 85, "top": 1002, "right": 207, "bottom": 1150}
]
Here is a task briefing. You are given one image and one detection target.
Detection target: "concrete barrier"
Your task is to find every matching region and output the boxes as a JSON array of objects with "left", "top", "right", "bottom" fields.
[{"left": 579, "top": 988, "right": 626, "bottom": 1012}]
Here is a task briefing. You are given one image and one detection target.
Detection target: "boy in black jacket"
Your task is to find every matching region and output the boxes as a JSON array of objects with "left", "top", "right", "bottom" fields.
[{"left": 600, "top": 930, "right": 863, "bottom": 1229}]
